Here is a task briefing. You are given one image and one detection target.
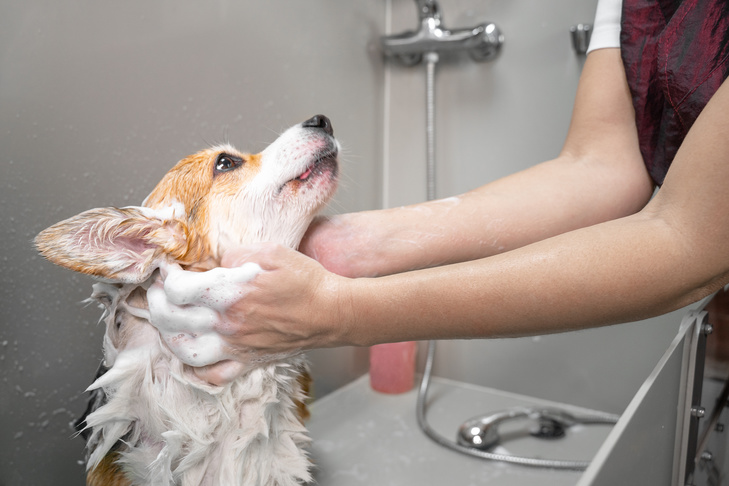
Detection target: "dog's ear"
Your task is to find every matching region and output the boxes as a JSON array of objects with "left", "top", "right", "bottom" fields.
[{"left": 35, "top": 206, "right": 193, "bottom": 284}]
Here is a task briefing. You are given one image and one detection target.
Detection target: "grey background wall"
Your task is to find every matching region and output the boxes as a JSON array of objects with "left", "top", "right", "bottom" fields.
[{"left": 1, "top": 1, "right": 685, "bottom": 485}]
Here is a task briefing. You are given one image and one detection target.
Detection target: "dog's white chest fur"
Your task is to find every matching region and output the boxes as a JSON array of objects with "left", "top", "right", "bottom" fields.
[{"left": 86, "top": 282, "right": 312, "bottom": 485}]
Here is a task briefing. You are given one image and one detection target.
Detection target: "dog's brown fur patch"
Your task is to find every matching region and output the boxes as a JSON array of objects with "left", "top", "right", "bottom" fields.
[{"left": 87, "top": 452, "right": 130, "bottom": 486}]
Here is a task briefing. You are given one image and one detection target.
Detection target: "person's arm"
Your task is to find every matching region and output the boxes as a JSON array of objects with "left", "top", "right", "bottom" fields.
[
  {"left": 328, "top": 69, "right": 729, "bottom": 347},
  {"left": 300, "top": 48, "right": 654, "bottom": 278}
]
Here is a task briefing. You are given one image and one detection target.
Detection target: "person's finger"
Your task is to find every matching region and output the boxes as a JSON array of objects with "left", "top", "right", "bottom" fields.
[{"left": 193, "top": 360, "right": 249, "bottom": 386}]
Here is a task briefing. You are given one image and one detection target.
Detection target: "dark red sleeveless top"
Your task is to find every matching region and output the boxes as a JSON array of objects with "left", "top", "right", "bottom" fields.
[{"left": 620, "top": 0, "right": 729, "bottom": 185}]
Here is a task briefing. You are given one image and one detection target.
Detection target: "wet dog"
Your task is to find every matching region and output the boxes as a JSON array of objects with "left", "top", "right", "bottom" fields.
[{"left": 35, "top": 115, "right": 339, "bottom": 485}]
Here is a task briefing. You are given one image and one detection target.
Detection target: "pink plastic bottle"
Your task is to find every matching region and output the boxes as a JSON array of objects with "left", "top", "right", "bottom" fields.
[{"left": 369, "top": 341, "right": 417, "bottom": 394}]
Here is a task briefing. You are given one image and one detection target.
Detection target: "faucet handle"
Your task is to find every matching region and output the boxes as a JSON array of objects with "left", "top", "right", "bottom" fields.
[
  {"left": 468, "top": 23, "right": 504, "bottom": 62},
  {"left": 415, "top": 0, "right": 441, "bottom": 23}
]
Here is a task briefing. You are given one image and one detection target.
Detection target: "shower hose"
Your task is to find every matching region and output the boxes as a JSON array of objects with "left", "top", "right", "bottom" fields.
[
  {"left": 416, "top": 341, "right": 622, "bottom": 470},
  {"left": 416, "top": 52, "right": 618, "bottom": 471}
]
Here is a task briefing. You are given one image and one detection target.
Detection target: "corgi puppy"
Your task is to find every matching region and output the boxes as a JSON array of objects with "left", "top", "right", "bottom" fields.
[{"left": 35, "top": 115, "right": 339, "bottom": 486}]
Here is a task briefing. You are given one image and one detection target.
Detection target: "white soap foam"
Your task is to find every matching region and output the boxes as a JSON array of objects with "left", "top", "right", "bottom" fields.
[
  {"left": 146, "top": 262, "right": 263, "bottom": 367},
  {"left": 162, "top": 262, "right": 263, "bottom": 311}
]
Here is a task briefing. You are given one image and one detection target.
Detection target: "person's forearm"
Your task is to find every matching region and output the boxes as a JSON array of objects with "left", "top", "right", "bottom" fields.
[
  {"left": 305, "top": 51, "right": 653, "bottom": 278},
  {"left": 338, "top": 210, "right": 715, "bottom": 347},
  {"left": 315, "top": 152, "right": 652, "bottom": 278}
]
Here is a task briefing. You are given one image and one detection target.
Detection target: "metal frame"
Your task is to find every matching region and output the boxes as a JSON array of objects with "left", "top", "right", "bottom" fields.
[{"left": 578, "top": 310, "right": 710, "bottom": 486}]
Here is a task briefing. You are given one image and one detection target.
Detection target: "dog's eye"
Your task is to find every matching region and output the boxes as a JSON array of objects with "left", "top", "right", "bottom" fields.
[{"left": 214, "top": 153, "right": 244, "bottom": 174}]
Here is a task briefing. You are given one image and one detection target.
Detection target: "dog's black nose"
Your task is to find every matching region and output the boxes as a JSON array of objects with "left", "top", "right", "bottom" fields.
[{"left": 302, "top": 114, "right": 334, "bottom": 136}]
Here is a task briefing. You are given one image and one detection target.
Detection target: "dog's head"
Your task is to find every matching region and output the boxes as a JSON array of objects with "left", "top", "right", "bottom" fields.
[{"left": 35, "top": 115, "right": 339, "bottom": 283}]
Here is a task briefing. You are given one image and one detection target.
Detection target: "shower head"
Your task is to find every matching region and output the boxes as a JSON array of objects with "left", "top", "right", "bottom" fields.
[
  {"left": 457, "top": 407, "right": 619, "bottom": 451},
  {"left": 381, "top": 0, "right": 503, "bottom": 66}
]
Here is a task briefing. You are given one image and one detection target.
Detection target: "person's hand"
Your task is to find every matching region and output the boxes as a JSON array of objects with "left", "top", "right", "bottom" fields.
[
  {"left": 215, "top": 242, "right": 349, "bottom": 351},
  {"left": 146, "top": 260, "right": 265, "bottom": 385},
  {"left": 299, "top": 215, "right": 373, "bottom": 277},
  {"left": 147, "top": 243, "right": 350, "bottom": 385}
]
